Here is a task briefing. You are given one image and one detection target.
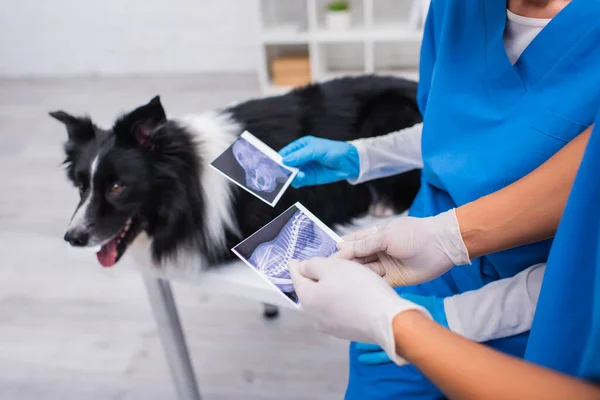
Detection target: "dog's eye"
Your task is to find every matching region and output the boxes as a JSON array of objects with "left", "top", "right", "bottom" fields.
[{"left": 110, "top": 182, "right": 124, "bottom": 194}]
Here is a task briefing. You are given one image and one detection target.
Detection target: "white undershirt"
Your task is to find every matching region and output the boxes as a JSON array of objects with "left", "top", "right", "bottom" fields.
[{"left": 504, "top": 9, "right": 552, "bottom": 65}]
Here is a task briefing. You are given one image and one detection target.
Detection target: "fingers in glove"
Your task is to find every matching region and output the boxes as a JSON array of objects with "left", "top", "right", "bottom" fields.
[
  {"left": 384, "top": 272, "right": 411, "bottom": 287},
  {"left": 353, "top": 254, "right": 380, "bottom": 265},
  {"left": 363, "top": 260, "right": 387, "bottom": 277},
  {"left": 291, "top": 162, "right": 322, "bottom": 188},
  {"left": 340, "top": 226, "right": 378, "bottom": 242},
  {"left": 282, "top": 147, "right": 317, "bottom": 167},
  {"left": 331, "top": 249, "right": 379, "bottom": 266},
  {"left": 331, "top": 247, "right": 354, "bottom": 260},
  {"left": 290, "top": 171, "right": 308, "bottom": 188},
  {"left": 332, "top": 250, "right": 384, "bottom": 276},
  {"left": 279, "top": 136, "right": 314, "bottom": 158},
  {"left": 281, "top": 138, "right": 327, "bottom": 167},
  {"left": 337, "top": 234, "right": 386, "bottom": 259},
  {"left": 296, "top": 257, "right": 328, "bottom": 281},
  {"left": 290, "top": 163, "right": 349, "bottom": 188},
  {"left": 289, "top": 259, "right": 317, "bottom": 295}
]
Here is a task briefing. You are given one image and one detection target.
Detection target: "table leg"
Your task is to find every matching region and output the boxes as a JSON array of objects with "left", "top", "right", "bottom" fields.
[{"left": 142, "top": 275, "right": 202, "bottom": 400}]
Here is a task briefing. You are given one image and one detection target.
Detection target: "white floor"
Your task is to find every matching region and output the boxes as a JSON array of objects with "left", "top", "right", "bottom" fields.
[{"left": 0, "top": 75, "right": 348, "bottom": 399}]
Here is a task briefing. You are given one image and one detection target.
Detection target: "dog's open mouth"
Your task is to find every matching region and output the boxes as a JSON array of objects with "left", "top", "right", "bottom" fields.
[{"left": 96, "top": 216, "right": 144, "bottom": 267}]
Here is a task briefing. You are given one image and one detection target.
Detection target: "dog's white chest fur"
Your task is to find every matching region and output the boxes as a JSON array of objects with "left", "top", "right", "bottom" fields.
[{"left": 131, "top": 111, "right": 242, "bottom": 269}]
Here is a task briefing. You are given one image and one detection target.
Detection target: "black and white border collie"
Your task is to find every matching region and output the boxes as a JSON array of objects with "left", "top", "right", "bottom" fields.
[{"left": 50, "top": 75, "right": 422, "bottom": 270}]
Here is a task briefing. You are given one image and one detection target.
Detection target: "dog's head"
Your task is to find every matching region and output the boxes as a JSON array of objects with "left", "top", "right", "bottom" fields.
[{"left": 51, "top": 96, "right": 201, "bottom": 267}]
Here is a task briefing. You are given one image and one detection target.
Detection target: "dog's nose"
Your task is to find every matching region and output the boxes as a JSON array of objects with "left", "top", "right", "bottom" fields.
[{"left": 64, "top": 230, "right": 89, "bottom": 247}]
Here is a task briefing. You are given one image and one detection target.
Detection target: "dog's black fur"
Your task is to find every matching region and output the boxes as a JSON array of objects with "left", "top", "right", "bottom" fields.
[{"left": 51, "top": 75, "right": 422, "bottom": 268}]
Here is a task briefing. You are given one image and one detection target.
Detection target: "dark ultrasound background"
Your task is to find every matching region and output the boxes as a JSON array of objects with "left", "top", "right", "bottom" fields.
[
  {"left": 234, "top": 205, "right": 299, "bottom": 304},
  {"left": 235, "top": 205, "right": 297, "bottom": 260}
]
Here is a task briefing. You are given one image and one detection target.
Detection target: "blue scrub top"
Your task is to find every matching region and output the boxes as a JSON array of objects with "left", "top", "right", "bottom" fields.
[
  {"left": 346, "top": 1, "right": 600, "bottom": 398},
  {"left": 525, "top": 111, "right": 600, "bottom": 382}
]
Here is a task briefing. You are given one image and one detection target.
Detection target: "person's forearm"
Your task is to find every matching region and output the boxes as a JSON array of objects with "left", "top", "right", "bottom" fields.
[
  {"left": 456, "top": 126, "right": 592, "bottom": 259},
  {"left": 444, "top": 262, "right": 545, "bottom": 342},
  {"left": 349, "top": 122, "right": 423, "bottom": 184},
  {"left": 393, "top": 311, "right": 600, "bottom": 400}
]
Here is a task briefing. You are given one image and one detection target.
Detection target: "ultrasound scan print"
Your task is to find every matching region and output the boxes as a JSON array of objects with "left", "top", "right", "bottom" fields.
[
  {"left": 211, "top": 133, "right": 295, "bottom": 205},
  {"left": 232, "top": 138, "right": 291, "bottom": 194},
  {"left": 247, "top": 209, "right": 338, "bottom": 303}
]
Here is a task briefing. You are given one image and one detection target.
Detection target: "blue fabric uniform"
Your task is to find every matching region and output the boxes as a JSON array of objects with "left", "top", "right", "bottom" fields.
[
  {"left": 524, "top": 111, "right": 600, "bottom": 382},
  {"left": 346, "top": 1, "right": 600, "bottom": 398}
]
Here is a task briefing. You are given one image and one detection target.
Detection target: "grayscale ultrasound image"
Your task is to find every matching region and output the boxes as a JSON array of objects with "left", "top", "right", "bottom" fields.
[
  {"left": 234, "top": 206, "right": 338, "bottom": 304},
  {"left": 211, "top": 137, "right": 292, "bottom": 203}
]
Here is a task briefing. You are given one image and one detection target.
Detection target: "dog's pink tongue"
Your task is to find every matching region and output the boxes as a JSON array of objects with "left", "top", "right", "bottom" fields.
[{"left": 96, "top": 239, "right": 117, "bottom": 268}]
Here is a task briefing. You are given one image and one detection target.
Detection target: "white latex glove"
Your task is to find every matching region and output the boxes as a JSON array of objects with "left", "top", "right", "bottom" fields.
[
  {"left": 336, "top": 209, "right": 471, "bottom": 287},
  {"left": 289, "top": 257, "right": 432, "bottom": 365}
]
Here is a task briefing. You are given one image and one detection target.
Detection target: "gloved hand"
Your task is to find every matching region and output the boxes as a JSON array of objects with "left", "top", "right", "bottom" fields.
[
  {"left": 356, "top": 262, "right": 547, "bottom": 365},
  {"left": 357, "top": 293, "right": 448, "bottom": 365},
  {"left": 336, "top": 209, "right": 471, "bottom": 287},
  {"left": 289, "top": 257, "right": 432, "bottom": 365},
  {"left": 279, "top": 136, "right": 360, "bottom": 188}
]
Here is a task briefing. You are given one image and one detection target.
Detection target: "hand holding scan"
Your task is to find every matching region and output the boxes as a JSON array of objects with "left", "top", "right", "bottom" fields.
[
  {"left": 289, "top": 257, "right": 432, "bottom": 365},
  {"left": 279, "top": 136, "right": 360, "bottom": 188},
  {"left": 336, "top": 209, "right": 471, "bottom": 287},
  {"left": 356, "top": 262, "right": 547, "bottom": 365}
]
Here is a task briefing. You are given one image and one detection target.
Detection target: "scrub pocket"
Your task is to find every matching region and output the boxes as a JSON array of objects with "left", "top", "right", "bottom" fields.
[{"left": 531, "top": 110, "right": 589, "bottom": 143}]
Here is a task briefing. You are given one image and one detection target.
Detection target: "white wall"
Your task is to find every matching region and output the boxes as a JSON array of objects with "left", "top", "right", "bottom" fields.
[{"left": 0, "top": 0, "right": 261, "bottom": 77}]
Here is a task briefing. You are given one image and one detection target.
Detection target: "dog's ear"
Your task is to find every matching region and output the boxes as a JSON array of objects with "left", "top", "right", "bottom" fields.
[
  {"left": 49, "top": 111, "right": 95, "bottom": 143},
  {"left": 114, "top": 96, "right": 166, "bottom": 150}
]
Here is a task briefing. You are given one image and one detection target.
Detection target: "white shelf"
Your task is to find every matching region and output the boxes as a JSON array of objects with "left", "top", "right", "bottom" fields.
[
  {"left": 368, "top": 26, "right": 423, "bottom": 42},
  {"left": 312, "top": 28, "right": 368, "bottom": 42},
  {"left": 313, "top": 25, "right": 422, "bottom": 43},
  {"left": 261, "top": 27, "right": 310, "bottom": 44},
  {"left": 261, "top": 28, "right": 422, "bottom": 45},
  {"left": 257, "top": 0, "right": 426, "bottom": 94}
]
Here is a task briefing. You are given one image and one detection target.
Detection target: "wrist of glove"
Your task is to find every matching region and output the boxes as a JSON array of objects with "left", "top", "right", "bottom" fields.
[
  {"left": 356, "top": 263, "right": 547, "bottom": 365},
  {"left": 279, "top": 136, "right": 360, "bottom": 188},
  {"left": 357, "top": 293, "right": 448, "bottom": 365},
  {"left": 337, "top": 208, "right": 471, "bottom": 287},
  {"left": 289, "top": 257, "right": 433, "bottom": 366}
]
